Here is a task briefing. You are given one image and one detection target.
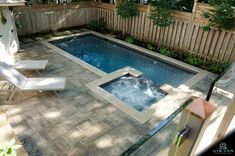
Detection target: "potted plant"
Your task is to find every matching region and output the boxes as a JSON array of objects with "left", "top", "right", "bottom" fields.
[{"left": 0, "top": 139, "right": 22, "bottom": 156}]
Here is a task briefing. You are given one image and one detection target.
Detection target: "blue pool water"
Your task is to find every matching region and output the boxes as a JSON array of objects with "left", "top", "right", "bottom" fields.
[
  {"left": 51, "top": 34, "right": 194, "bottom": 87},
  {"left": 101, "top": 75, "right": 166, "bottom": 112},
  {"left": 51, "top": 34, "right": 195, "bottom": 112}
]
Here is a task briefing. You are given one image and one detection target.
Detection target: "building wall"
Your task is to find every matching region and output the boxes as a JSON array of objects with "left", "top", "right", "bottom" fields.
[{"left": 0, "top": 8, "right": 20, "bottom": 64}]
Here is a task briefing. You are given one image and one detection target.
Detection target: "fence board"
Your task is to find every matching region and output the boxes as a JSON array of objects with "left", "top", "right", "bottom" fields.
[
  {"left": 179, "top": 22, "right": 187, "bottom": 49},
  {"left": 214, "top": 31, "right": 226, "bottom": 60},
  {"left": 166, "top": 24, "right": 173, "bottom": 47},
  {"left": 194, "top": 28, "right": 203, "bottom": 55},
  {"left": 175, "top": 21, "right": 182, "bottom": 48},
  {"left": 225, "top": 34, "right": 235, "bottom": 61},
  {"left": 209, "top": 31, "right": 220, "bottom": 59},
  {"left": 190, "top": 25, "right": 199, "bottom": 54},
  {"left": 221, "top": 33, "right": 232, "bottom": 61},
  {"left": 198, "top": 31, "right": 208, "bottom": 57},
  {"left": 171, "top": 21, "right": 177, "bottom": 47}
]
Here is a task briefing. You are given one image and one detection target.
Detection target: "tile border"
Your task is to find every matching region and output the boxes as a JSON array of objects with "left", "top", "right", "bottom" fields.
[{"left": 85, "top": 67, "right": 178, "bottom": 124}]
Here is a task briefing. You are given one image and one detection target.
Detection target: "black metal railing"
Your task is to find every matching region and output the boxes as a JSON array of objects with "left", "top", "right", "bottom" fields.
[{"left": 120, "top": 98, "right": 193, "bottom": 156}]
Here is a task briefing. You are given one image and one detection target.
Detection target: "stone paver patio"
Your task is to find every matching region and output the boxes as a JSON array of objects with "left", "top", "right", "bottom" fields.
[{"left": 1, "top": 32, "right": 232, "bottom": 156}]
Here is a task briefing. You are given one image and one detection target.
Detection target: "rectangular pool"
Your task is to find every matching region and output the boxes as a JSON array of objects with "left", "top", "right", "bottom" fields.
[{"left": 50, "top": 34, "right": 195, "bottom": 87}]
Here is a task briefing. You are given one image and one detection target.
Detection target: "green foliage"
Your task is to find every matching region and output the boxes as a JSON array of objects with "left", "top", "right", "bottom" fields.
[
  {"left": 159, "top": 48, "right": 172, "bottom": 56},
  {"left": 202, "top": 24, "right": 212, "bottom": 31},
  {"left": 124, "top": 36, "right": 134, "bottom": 44},
  {"left": 149, "top": 0, "right": 176, "bottom": 27},
  {"left": 117, "top": 0, "right": 139, "bottom": 18},
  {"left": 209, "top": 63, "right": 222, "bottom": 73},
  {"left": 88, "top": 18, "right": 107, "bottom": 32},
  {"left": 209, "top": 61, "right": 230, "bottom": 73},
  {"left": 222, "top": 61, "right": 230, "bottom": 70},
  {"left": 52, "top": 31, "right": 72, "bottom": 37},
  {"left": 185, "top": 54, "right": 204, "bottom": 66},
  {"left": 71, "top": 0, "right": 90, "bottom": 2},
  {"left": 1, "top": 11, "right": 7, "bottom": 25},
  {"left": 202, "top": 0, "right": 235, "bottom": 31},
  {"left": 147, "top": 43, "right": 156, "bottom": 51},
  {"left": 0, "top": 139, "right": 21, "bottom": 156}
]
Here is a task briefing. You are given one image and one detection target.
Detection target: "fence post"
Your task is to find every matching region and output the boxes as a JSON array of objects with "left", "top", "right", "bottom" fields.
[
  {"left": 168, "top": 97, "right": 217, "bottom": 156},
  {"left": 114, "top": 7, "right": 118, "bottom": 31},
  {"left": 143, "top": 4, "right": 151, "bottom": 41},
  {"left": 27, "top": 5, "right": 34, "bottom": 35},
  {"left": 191, "top": 0, "right": 198, "bottom": 22},
  {"left": 183, "top": 0, "right": 198, "bottom": 52}
]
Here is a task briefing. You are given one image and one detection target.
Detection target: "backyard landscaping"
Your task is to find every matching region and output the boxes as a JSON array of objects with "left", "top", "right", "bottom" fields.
[{"left": 0, "top": 0, "right": 235, "bottom": 156}]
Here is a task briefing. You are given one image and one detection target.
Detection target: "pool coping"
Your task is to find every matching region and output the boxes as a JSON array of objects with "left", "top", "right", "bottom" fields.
[
  {"left": 85, "top": 66, "right": 180, "bottom": 124},
  {"left": 42, "top": 31, "right": 208, "bottom": 88},
  {"left": 41, "top": 31, "right": 209, "bottom": 123}
]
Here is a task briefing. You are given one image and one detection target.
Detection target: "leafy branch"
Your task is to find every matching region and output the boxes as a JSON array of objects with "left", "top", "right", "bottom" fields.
[
  {"left": 202, "top": 0, "right": 235, "bottom": 31},
  {"left": 149, "top": 0, "right": 177, "bottom": 27},
  {"left": 116, "top": 0, "right": 139, "bottom": 18}
]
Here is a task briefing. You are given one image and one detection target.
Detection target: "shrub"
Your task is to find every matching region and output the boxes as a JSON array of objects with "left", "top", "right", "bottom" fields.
[
  {"left": 124, "top": 36, "right": 134, "bottom": 44},
  {"left": 209, "top": 61, "right": 230, "bottom": 73},
  {"left": 88, "top": 18, "right": 107, "bottom": 32},
  {"left": 147, "top": 43, "right": 156, "bottom": 51},
  {"left": 117, "top": 0, "right": 139, "bottom": 18},
  {"left": 185, "top": 54, "right": 204, "bottom": 66},
  {"left": 149, "top": 0, "right": 176, "bottom": 27},
  {"left": 159, "top": 48, "right": 172, "bottom": 56},
  {"left": 209, "top": 63, "right": 222, "bottom": 73}
]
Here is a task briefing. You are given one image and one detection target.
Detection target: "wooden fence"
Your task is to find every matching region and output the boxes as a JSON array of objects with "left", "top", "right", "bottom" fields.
[
  {"left": 14, "top": 2, "right": 93, "bottom": 35},
  {"left": 14, "top": 2, "right": 235, "bottom": 62},
  {"left": 92, "top": 2, "right": 235, "bottom": 62}
]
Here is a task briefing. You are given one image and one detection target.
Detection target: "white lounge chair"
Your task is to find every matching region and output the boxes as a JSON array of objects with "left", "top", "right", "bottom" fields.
[
  {"left": 216, "top": 62, "right": 235, "bottom": 87},
  {"left": 12, "top": 60, "right": 48, "bottom": 71},
  {"left": 1, "top": 52, "right": 48, "bottom": 72},
  {"left": 0, "top": 61, "right": 66, "bottom": 101}
]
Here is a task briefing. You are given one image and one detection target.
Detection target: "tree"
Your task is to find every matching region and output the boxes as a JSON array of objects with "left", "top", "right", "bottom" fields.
[
  {"left": 116, "top": 0, "right": 139, "bottom": 36},
  {"left": 202, "top": 0, "right": 235, "bottom": 31},
  {"left": 149, "top": 0, "right": 177, "bottom": 27}
]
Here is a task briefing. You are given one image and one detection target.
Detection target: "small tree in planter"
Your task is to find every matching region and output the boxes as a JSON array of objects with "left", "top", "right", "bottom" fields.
[
  {"left": 88, "top": 18, "right": 107, "bottom": 32},
  {"left": 116, "top": 0, "right": 139, "bottom": 36},
  {"left": 202, "top": 0, "right": 235, "bottom": 31}
]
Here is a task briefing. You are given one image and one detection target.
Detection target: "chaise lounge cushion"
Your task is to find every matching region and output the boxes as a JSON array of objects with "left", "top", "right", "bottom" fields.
[
  {"left": 13, "top": 60, "right": 48, "bottom": 70},
  {"left": 23, "top": 77, "right": 66, "bottom": 91}
]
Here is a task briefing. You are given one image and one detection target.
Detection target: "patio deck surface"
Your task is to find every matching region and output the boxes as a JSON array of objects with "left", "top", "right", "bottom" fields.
[{"left": 1, "top": 31, "right": 232, "bottom": 156}]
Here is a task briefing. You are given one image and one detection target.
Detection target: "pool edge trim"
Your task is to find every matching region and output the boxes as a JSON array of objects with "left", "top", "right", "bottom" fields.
[
  {"left": 42, "top": 30, "right": 209, "bottom": 88},
  {"left": 85, "top": 67, "right": 178, "bottom": 124}
]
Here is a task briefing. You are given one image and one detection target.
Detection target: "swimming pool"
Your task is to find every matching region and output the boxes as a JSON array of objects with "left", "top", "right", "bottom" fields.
[
  {"left": 46, "top": 32, "right": 208, "bottom": 123},
  {"left": 50, "top": 34, "right": 195, "bottom": 87}
]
